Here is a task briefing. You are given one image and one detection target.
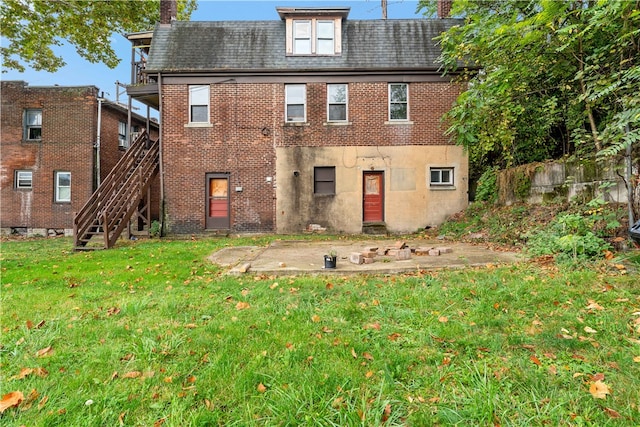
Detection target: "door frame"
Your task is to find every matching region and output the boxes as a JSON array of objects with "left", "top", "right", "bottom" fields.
[
  {"left": 362, "top": 170, "right": 385, "bottom": 223},
  {"left": 205, "top": 172, "right": 231, "bottom": 229}
]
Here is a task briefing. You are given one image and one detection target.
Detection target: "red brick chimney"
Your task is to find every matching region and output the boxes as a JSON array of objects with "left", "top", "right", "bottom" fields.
[
  {"left": 437, "top": 0, "right": 453, "bottom": 18},
  {"left": 160, "top": 0, "right": 177, "bottom": 24}
]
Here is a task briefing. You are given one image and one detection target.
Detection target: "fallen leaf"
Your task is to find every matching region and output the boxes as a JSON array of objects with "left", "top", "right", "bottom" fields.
[
  {"left": 592, "top": 373, "right": 605, "bottom": 381},
  {"left": 186, "top": 375, "right": 196, "bottom": 383},
  {"left": 351, "top": 348, "right": 358, "bottom": 358},
  {"left": 311, "top": 315, "right": 321, "bottom": 323},
  {"left": 633, "top": 356, "right": 640, "bottom": 363},
  {"left": 382, "top": 404, "right": 391, "bottom": 422},
  {"left": 257, "top": 383, "right": 267, "bottom": 393},
  {"left": 589, "top": 380, "right": 610, "bottom": 399},
  {"left": 35, "top": 346, "right": 53, "bottom": 357},
  {"left": 326, "top": 282, "right": 334, "bottom": 290},
  {"left": 438, "top": 316, "right": 448, "bottom": 323},
  {"left": 584, "top": 326, "right": 597, "bottom": 334},
  {"left": 364, "top": 322, "right": 381, "bottom": 330},
  {"left": 38, "top": 395, "right": 49, "bottom": 411},
  {"left": 119, "top": 412, "right": 126, "bottom": 426},
  {"left": 235, "top": 301, "right": 250, "bottom": 310},
  {"left": 530, "top": 355, "right": 542, "bottom": 366},
  {"left": 429, "top": 396, "right": 440, "bottom": 403},
  {"left": 548, "top": 365, "right": 557, "bottom": 375},
  {"left": 585, "top": 300, "right": 604, "bottom": 311},
  {"left": 36, "top": 320, "right": 45, "bottom": 328},
  {"left": 363, "top": 352, "right": 374, "bottom": 361},
  {"left": 365, "top": 370, "right": 374, "bottom": 378},
  {"left": 603, "top": 407, "right": 621, "bottom": 419},
  {"left": 122, "top": 371, "right": 142, "bottom": 379},
  {"left": 269, "top": 282, "right": 278, "bottom": 290},
  {"left": 26, "top": 320, "right": 34, "bottom": 329},
  {"left": 154, "top": 418, "right": 166, "bottom": 427},
  {"left": 387, "top": 333, "right": 402, "bottom": 341},
  {"left": 0, "top": 391, "right": 24, "bottom": 413}
]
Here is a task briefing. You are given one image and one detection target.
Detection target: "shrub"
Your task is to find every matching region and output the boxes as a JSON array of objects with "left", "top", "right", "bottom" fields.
[{"left": 475, "top": 167, "right": 498, "bottom": 203}]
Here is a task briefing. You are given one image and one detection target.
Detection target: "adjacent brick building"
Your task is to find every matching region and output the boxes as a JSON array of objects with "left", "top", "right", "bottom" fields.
[
  {"left": 1, "top": 81, "right": 158, "bottom": 236},
  {"left": 127, "top": 4, "right": 472, "bottom": 235}
]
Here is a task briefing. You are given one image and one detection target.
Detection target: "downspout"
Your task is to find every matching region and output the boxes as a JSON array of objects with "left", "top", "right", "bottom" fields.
[
  {"left": 96, "top": 95, "right": 104, "bottom": 187},
  {"left": 158, "top": 72, "right": 166, "bottom": 237}
]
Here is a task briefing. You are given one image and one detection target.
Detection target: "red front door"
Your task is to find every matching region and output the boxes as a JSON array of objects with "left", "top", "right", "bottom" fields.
[
  {"left": 206, "top": 173, "right": 230, "bottom": 229},
  {"left": 363, "top": 171, "right": 384, "bottom": 222}
]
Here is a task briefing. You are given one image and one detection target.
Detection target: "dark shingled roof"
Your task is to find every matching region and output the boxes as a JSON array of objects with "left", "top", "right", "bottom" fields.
[{"left": 146, "top": 19, "right": 462, "bottom": 74}]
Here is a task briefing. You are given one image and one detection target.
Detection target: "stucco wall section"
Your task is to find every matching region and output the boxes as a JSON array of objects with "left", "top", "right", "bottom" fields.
[{"left": 276, "top": 145, "right": 468, "bottom": 233}]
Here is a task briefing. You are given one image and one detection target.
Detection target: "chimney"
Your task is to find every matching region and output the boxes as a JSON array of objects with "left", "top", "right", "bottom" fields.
[
  {"left": 437, "top": 0, "right": 452, "bottom": 18},
  {"left": 160, "top": 0, "right": 177, "bottom": 24}
]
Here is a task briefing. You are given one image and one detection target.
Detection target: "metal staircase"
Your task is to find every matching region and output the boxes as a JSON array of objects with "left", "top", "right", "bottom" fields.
[{"left": 74, "top": 130, "right": 159, "bottom": 250}]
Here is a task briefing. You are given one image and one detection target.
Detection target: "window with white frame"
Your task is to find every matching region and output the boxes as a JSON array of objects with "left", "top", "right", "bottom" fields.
[
  {"left": 118, "top": 121, "right": 127, "bottom": 148},
  {"left": 316, "top": 20, "right": 335, "bottom": 55},
  {"left": 15, "top": 170, "right": 33, "bottom": 189},
  {"left": 293, "top": 20, "right": 312, "bottom": 54},
  {"left": 24, "top": 109, "right": 42, "bottom": 140},
  {"left": 55, "top": 171, "right": 71, "bottom": 202},
  {"left": 290, "top": 18, "right": 339, "bottom": 55},
  {"left": 430, "top": 167, "right": 454, "bottom": 186},
  {"left": 285, "top": 84, "right": 306, "bottom": 122},
  {"left": 189, "top": 85, "right": 210, "bottom": 123},
  {"left": 389, "top": 83, "right": 408, "bottom": 121},
  {"left": 327, "top": 84, "right": 347, "bottom": 122}
]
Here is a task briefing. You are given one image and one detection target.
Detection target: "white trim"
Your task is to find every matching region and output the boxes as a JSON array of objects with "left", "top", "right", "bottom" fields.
[
  {"left": 388, "top": 83, "right": 409, "bottom": 121},
  {"left": 326, "top": 83, "right": 348, "bottom": 122},
  {"left": 188, "top": 84, "right": 210, "bottom": 124},
  {"left": 285, "top": 84, "right": 306, "bottom": 123}
]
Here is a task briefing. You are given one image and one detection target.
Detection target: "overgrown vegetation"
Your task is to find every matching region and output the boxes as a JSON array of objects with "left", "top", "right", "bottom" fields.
[
  {"left": 433, "top": 198, "right": 632, "bottom": 265},
  {"left": 1, "top": 236, "right": 639, "bottom": 426}
]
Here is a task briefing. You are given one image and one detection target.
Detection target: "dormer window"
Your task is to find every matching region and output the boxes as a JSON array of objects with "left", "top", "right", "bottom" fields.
[{"left": 278, "top": 7, "right": 349, "bottom": 57}]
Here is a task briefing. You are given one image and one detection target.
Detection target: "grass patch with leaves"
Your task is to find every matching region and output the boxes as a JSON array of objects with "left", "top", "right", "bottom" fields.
[{"left": 1, "top": 237, "right": 639, "bottom": 425}]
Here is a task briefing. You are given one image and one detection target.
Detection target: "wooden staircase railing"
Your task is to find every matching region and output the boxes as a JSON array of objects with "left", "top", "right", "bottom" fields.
[{"left": 74, "top": 130, "right": 159, "bottom": 250}]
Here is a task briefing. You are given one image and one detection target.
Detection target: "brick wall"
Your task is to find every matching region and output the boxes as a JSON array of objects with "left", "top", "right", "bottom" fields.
[
  {"left": 160, "top": 79, "right": 463, "bottom": 234},
  {"left": 0, "top": 81, "right": 158, "bottom": 233}
]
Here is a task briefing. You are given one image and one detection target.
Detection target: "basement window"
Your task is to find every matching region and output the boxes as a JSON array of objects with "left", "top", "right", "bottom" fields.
[
  {"left": 314, "top": 166, "right": 335, "bottom": 194},
  {"left": 15, "top": 170, "right": 33, "bottom": 189},
  {"left": 430, "top": 167, "right": 454, "bottom": 186}
]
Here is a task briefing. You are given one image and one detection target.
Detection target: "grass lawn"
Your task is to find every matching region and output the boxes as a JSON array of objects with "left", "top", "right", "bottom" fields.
[{"left": 1, "top": 236, "right": 639, "bottom": 426}]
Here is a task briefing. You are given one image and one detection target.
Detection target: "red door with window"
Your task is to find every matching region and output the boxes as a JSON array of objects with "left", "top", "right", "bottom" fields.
[
  {"left": 206, "top": 173, "right": 230, "bottom": 229},
  {"left": 363, "top": 171, "right": 384, "bottom": 222}
]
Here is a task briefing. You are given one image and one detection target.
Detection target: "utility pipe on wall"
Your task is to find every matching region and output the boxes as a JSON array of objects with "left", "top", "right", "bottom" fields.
[{"left": 96, "top": 94, "right": 105, "bottom": 187}]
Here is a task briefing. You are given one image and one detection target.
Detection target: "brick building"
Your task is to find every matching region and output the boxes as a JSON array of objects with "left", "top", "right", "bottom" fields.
[
  {"left": 1, "top": 81, "right": 158, "bottom": 236},
  {"left": 127, "top": 3, "right": 472, "bottom": 235}
]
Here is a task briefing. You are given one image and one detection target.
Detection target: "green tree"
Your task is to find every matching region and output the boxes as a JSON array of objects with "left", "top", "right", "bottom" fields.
[
  {"left": 1, "top": 0, "right": 196, "bottom": 72},
  {"left": 418, "top": 0, "right": 639, "bottom": 170}
]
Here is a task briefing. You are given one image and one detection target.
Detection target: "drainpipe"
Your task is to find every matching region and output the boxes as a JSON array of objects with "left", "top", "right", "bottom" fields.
[
  {"left": 158, "top": 72, "right": 165, "bottom": 237},
  {"left": 96, "top": 95, "right": 105, "bottom": 187}
]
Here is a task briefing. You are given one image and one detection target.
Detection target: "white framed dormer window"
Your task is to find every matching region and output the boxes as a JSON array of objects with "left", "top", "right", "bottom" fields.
[
  {"left": 293, "top": 20, "right": 312, "bottom": 54},
  {"left": 15, "top": 170, "right": 33, "bottom": 190},
  {"left": 285, "top": 84, "right": 306, "bottom": 123},
  {"left": 55, "top": 171, "right": 71, "bottom": 203},
  {"left": 430, "top": 167, "right": 454, "bottom": 187},
  {"left": 287, "top": 18, "right": 341, "bottom": 56},
  {"left": 316, "top": 20, "right": 335, "bottom": 55},
  {"left": 189, "top": 85, "right": 210, "bottom": 123},
  {"left": 389, "top": 83, "right": 409, "bottom": 121},
  {"left": 327, "top": 84, "right": 348, "bottom": 122}
]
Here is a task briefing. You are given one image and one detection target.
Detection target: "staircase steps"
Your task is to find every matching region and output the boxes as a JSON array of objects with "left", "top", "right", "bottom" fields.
[{"left": 73, "top": 130, "right": 159, "bottom": 250}]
